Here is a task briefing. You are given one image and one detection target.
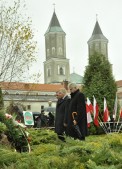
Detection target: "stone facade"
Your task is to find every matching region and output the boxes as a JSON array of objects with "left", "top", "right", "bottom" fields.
[
  {"left": 88, "top": 21, "right": 108, "bottom": 58},
  {"left": 44, "top": 11, "right": 70, "bottom": 83}
]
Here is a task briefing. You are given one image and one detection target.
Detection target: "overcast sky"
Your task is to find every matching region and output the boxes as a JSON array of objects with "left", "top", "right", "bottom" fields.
[{"left": 24, "top": 0, "right": 122, "bottom": 83}]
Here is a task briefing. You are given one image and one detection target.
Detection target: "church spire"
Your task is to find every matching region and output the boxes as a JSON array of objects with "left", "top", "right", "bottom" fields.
[
  {"left": 45, "top": 10, "right": 65, "bottom": 34},
  {"left": 88, "top": 19, "right": 108, "bottom": 42},
  {"left": 92, "top": 20, "right": 103, "bottom": 35},
  {"left": 87, "top": 18, "right": 108, "bottom": 58},
  {"left": 44, "top": 9, "right": 69, "bottom": 84},
  {"left": 53, "top": 3, "right": 55, "bottom": 12}
]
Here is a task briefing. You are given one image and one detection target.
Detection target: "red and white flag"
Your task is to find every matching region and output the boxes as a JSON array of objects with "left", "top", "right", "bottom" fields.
[
  {"left": 86, "top": 97, "right": 93, "bottom": 127},
  {"left": 93, "top": 96, "right": 99, "bottom": 126},
  {"left": 120, "top": 108, "right": 122, "bottom": 119},
  {"left": 103, "top": 97, "right": 110, "bottom": 122},
  {"left": 86, "top": 97, "right": 93, "bottom": 113},
  {"left": 113, "top": 93, "right": 117, "bottom": 121},
  {"left": 117, "top": 107, "right": 122, "bottom": 122}
]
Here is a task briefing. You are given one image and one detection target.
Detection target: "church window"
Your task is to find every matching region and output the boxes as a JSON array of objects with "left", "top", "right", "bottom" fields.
[
  {"left": 58, "top": 65, "right": 65, "bottom": 75},
  {"left": 60, "top": 67, "right": 64, "bottom": 75},
  {"left": 47, "top": 68, "right": 51, "bottom": 77},
  {"left": 52, "top": 47, "right": 55, "bottom": 54},
  {"left": 58, "top": 47, "right": 62, "bottom": 54},
  {"left": 47, "top": 49, "right": 49, "bottom": 56}
]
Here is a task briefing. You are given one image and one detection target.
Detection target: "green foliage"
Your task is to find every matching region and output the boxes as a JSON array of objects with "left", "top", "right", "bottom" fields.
[
  {"left": 0, "top": 109, "right": 6, "bottom": 122},
  {"left": 83, "top": 52, "right": 117, "bottom": 118},
  {"left": 0, "top": 109, "right": 29, "bottom": 152},
  {"left": 0, "top": 0, "right": 37, "bottom": 82},
  {"left": 0, "top": 88, "right": 4, "bottom": 109},
  {"left": 28, "top": 128, "right": 58, "bottom": 146},
  {"left": 0, "top": 122, "right": 7, "bottom": 134},
  {"left": 0, "top": 148, "right": 21, "bottom": 166},
  {"left": 0, "top": 128, "right": 122, "bottom": 169}
]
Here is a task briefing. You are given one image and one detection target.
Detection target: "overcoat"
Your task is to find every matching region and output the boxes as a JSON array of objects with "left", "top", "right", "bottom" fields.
[
  {"left": 67, "top": 89, "right": 88, "bottom": 138},
  {"left": 55, "top": 96, "right": 70, "bottom": 134}
]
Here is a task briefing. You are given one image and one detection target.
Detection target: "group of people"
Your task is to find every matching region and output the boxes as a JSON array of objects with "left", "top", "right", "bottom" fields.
[
  {"left": 35, "top": 112, "right": 54, "bottom": 128},
  {"left": 55, "top": 83, "right": 88, "bottom": 142}
]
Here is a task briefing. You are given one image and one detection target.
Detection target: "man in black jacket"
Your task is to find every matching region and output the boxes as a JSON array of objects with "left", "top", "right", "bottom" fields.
[
  {"left": 55, "top": 88, "right": 70, "bottom": 142},
  {"left": 67, "top": 83, "right": 87, "bottom": 140}
]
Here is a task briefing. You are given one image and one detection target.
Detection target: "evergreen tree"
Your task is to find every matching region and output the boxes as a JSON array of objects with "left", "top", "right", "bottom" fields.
[
  {"left": 0, "top": 88, "right": 4, "bottom": 110},
  {"left": 83, "top": 52, "right": 117, "bottom": 118}
]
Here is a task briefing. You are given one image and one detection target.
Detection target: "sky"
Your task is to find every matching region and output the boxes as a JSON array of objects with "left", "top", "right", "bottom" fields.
[{"left": 23, "top": 0, "right": 122, "bottom": 83}]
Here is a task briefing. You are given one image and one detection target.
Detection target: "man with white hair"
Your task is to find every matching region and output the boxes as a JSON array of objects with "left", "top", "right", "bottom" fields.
[
  {"left": 67, "top": 83, "right": 87, "bottom": 140},
  {"left": 55, "top": 88, "right": 70, "bottom": 142}
]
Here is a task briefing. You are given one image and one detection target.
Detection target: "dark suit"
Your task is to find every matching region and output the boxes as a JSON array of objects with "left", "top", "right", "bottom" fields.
[
  {"left": 67, "top": 89, "right": 87, "bottom": 140},
  {"left": 55, "top": 95, "right": 70, "bottom": 141}
]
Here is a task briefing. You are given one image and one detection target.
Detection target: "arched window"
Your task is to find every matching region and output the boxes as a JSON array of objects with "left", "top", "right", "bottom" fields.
[
  {"left": 52, "top": 47, "right": 55, "bottom": 54},
  {"left": 58, "top": 66, "right": 65, "bottom": 75},
  {"left": 59, "top": 67, "right": 64, "bottom": 75},
  {"left": 47, "top": 68, "right": 51, "bottom": 77},
  {"left": 58, "top": 47, "right": 62, "bottom": 54}
]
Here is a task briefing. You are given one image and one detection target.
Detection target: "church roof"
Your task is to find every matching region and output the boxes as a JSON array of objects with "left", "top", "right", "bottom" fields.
[
  {"left": 88, "top": 21, "right": 108, "bottom": 42},
  {"left": 70, "top": 73, "right": 84, "bottom": 84},
  {"left": 0, "top": 82, "right": 63, "bottom": 92},
  {"left": 45, "top": 11, "right": 65, "bottom": 34}
]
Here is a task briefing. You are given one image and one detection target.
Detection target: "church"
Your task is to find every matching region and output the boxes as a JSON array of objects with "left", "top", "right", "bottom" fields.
[
  {"left": 43, "top": 9, "right": 85, "bottom": 85},
  {"left": 43, "top": 10, "right": 108, "bottom": 84},
  {"left": 0, "top": 10, "right": 122, "bottom": 112}
]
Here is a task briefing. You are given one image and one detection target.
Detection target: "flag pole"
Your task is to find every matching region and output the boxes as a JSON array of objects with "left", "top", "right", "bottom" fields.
[
  {"left": 98, "top": 116, "right": 108, "bottom": 134},
  {"left": 117, "top": 123, "right": 122, "bottom": 133},
  {"left": 116, "top": 107, "right": 122, "bottom": 133}
]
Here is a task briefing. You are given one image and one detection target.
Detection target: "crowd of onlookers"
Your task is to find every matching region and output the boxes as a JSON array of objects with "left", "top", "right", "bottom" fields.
[{"left": 33, "top": 112, "right": 54, "bottom": 128}]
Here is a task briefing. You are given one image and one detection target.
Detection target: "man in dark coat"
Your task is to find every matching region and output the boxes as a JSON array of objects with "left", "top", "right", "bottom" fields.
[
  {"left": 67, "top": 83, "right": 87, "bottom": 140},
  {"left": 55, "top": 88, "right": 70, "bottom": 142}
]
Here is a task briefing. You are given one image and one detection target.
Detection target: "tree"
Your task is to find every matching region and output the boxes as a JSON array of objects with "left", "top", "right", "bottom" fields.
[
  {"left": 0, "top": 0, "right": 37, "bottom": 82},
  {"left": 0, "top": 88, "right": 4, "bottom": 109},
  {"left": 83, "top": 52, "right": 117, "bottom": 117}
]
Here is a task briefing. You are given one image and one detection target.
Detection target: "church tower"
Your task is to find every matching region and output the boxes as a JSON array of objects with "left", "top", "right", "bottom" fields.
[
  {"left": 44, "top": 10, "right": 70, "bottom": 84},
  {"left": 88, "top": 20, "right": 108, "bottom": 58}
]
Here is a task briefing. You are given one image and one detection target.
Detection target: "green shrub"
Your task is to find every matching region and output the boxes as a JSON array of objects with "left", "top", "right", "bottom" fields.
[
  {"left": 0, "top": 122, "right": 7, "bottom": 134},
  {"left": 0, "top": 128, "right": 122, "bottom": 169}
]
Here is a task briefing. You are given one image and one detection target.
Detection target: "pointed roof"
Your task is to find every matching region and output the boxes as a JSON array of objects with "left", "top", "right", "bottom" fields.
[
  {"left": 92, "top": 21, "right": 103, "bottom": 35},
  {"left": 45, "top": 11, "right": 65, "bottom": 34},
  {"left": 88, "top": 21, "right": 108, "bottom": 42}
]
